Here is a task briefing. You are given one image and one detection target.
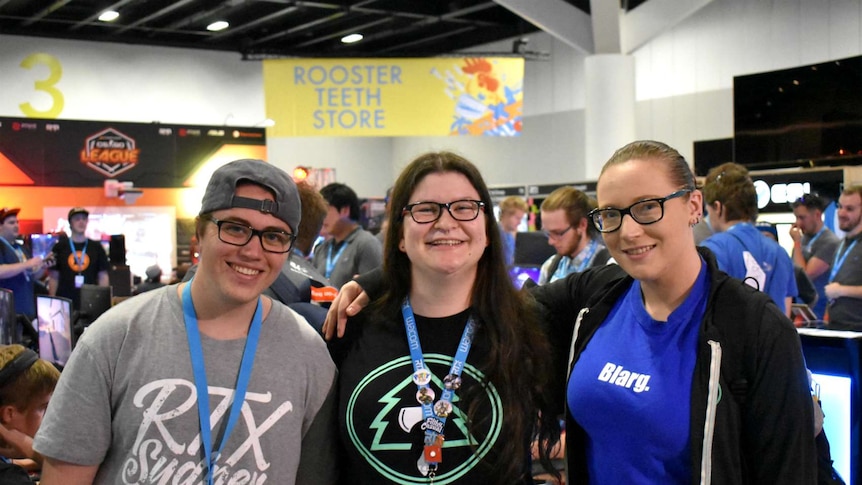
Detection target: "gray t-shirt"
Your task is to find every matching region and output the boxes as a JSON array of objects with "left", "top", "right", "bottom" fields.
[
  {"left": 312, "top": 227, "right": 382, "bottom": 289},
  {"left": 34, "top": 285, "right": 338, "bottom": 485}
]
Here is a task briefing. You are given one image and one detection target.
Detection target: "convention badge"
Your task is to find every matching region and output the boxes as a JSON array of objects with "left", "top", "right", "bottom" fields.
[
  {"left": 74, "top": 274, "right": 85, "bottom": 288},
  {"left": 416, "top": 386, "right": 435, "bottom": 404},
  {"left": 433, "top": 400, "right": 452, "bottom": 418},
  {"left": 423, "top": 434, "right": 445, "bottom": 463},
  {"left": 412, "top": 369, "right": 432, "bottom": 386},
  {"left": 443, "top": 373, "right": 461, "bottom": 390}
]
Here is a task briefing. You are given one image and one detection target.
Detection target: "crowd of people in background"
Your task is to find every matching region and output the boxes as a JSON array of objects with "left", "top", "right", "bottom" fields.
[{"left": 0, "top": 140, "right": 859, "bottom": 483}]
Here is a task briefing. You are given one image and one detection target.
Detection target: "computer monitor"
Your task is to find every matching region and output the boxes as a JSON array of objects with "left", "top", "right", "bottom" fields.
[
  {"left": 79, "top": 284, "right": 113, "bottom": 322},
  {"left": 513, "top": 231, "right": 556, "bottom": 267},
  {"left": 0, "top": 288, "right": 15, "bottom": 345},
  {"left": 36, "top": 295, "right": 72, "bottom": 367}
]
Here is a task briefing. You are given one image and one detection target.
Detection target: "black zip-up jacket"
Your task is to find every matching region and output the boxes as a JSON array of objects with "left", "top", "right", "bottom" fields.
[{"left": 532, "top": 247, "right": 816, "bottom": 484}]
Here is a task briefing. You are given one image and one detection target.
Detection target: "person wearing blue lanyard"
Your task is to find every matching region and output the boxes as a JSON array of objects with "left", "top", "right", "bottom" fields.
[
  {"left": 312, "top": 183, "right": 382, "bottom": 290},
  {"left": 700, "top": 162, "right": 798, "bottom": 316},
  {"left": 48, "top": 207, "right": 109, "bottom": 311},
  {"left": 537, "top": 186, "right": 610, "bottom": 285},
  {"left": 790, "top": 193, "right": 841, "bottom": 320},
  {"left": 0, "top": 207, "right": 50, "bottom": 320},
  {"left": 34, "top": 159, "right": 339, "bottom": 485},
  {"left": 326, "top": 152, "right": 561, "bottom": 484},
  {"left": 824, "top": 185, "right": 862, "bottom": 330},
  {"left": 326, "top": 141, "right": 816, "bottom": 484}
]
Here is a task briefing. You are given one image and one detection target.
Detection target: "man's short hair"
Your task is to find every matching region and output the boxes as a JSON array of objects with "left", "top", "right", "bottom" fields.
[
  {"left": 791, "top": 193, "right": 827, "bottom": 212},
  {"left": 320, "top": 183, "right": 360, "bottom": 221},
  {"left": 498, "top": 196, "right": 528, "bottom": 215},
  {"left": 0, "top": 345, "right": 59, "bottom": 411},
  {"left": 842, "top": 185, "right": 862, "bottom": 200},
  {"left": 540, "top": 187, "right": 595, "bottom": 225}
]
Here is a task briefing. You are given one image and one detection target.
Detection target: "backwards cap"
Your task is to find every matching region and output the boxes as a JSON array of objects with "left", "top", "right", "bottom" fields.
[{"left": 199, "top": 159, "right": 301, "bottom": 234}]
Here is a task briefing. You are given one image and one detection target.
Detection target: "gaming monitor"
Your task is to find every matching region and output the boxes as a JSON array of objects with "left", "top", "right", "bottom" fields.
[
  {"left": 36, "top": 295, "right": 72, "bottom": 367},
  {"left": 0, "top": 288, "right": 15, "bottom": 345}
]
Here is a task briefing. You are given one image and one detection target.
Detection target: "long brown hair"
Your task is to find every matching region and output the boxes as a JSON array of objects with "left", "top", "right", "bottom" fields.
[{"left": 374, "top": 151, "right": 560, "bottom": 482}]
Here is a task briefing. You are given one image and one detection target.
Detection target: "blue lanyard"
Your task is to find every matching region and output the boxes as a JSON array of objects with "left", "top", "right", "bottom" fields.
[
  {"left": 573, "top": 238, "right": 600, "bottom": 273},
  {"left": 181, "top": 281, "right": 263, "bottom": 485},
  {"left": 68, "top": 237, "right": 88, "bottom": 274},
  {"left": 804, "top": 227, "right": 826, "bottom": 254},
  {"left": 829, "top": 238, "right": 859, "bottom": 283},
  {"left": 552, "top": 238, "right": 599, "bottom": 281},
  {"left": 325, "top": 241, "right": 347, "bottom": 278},
  {"left": 1, "top": 238, "right": 29, "bottom": 282},
  {"left": 400, "top": 298, "right": 475, "bottom": 473}
]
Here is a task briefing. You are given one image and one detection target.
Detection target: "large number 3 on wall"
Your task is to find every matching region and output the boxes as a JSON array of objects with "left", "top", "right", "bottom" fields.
[{"left": 19, "top": 53, "right": 64, "bottom": 118}]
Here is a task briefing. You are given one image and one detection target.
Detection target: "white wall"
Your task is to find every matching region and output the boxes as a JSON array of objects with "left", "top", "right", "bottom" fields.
[{"left": 2, "top": 0, "right": 861, "bottom": 198}]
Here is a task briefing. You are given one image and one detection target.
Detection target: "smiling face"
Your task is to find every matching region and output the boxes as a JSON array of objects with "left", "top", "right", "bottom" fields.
[
  {"left": 195, "top": 183, "right": 291, "bottom": 309},
  {"left": 596, "top": 158, "right": 702, "bottom": 286},
  {"left": 398, "top": 171, "right": 489, "bottom": 281},
  {"left": 837, "top": 192, "right": 862, "bottom": 236}
]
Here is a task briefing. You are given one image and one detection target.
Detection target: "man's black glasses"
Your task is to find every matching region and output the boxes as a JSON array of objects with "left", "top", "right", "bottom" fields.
[
  {"left": 207, "top": 217, "right": 295, "bottom": 253},
  {"left": 588, "top": 189, "right": 691, "bottom": 233},
  {"left": 402, "top": 200, "right": 486, "bottom": 224}
]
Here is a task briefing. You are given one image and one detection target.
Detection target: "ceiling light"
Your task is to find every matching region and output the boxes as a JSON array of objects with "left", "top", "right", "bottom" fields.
[
  {"left": 341, "top": 33, "right": 363, "bottom": 44},
  {"left": 207, "top": 21, "right": 229, "bottom": 32},
  {"left": 98, "top": 10, "right": 119, "bottom": 22}
]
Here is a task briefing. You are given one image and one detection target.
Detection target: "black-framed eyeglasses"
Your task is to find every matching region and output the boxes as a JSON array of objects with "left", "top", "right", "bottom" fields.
[
  {"left": 206, "top": 217, "right": 295, "bottom": 253},
  {"left": 542, "top": 225, "right": 573, "bottom": 239},
  {"left": 588, "top": 189, "right": 691, "bottom": 233},
  {"left": 402, "top": 199, "right": 486, "bottom": 224}
]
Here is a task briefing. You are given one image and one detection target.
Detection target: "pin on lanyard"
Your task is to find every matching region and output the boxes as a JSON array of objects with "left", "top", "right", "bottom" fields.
[
  {"left": 68, "top": 238, "right": 88, "bottom": 274},
  {"left": 829, "top": 239, "right": 858, "bottom": 283},
  {"left": 325, "top": 242, "right": 347, "bottom": 279},
  {"left": 182, "top": 281, "right": 263, "bottom": 485},
  {"left": 0, "top": 238, "right": 29, "bottom": 282},
  {"left": 401, "top": 298, "right": 475, "bottom": 480}
]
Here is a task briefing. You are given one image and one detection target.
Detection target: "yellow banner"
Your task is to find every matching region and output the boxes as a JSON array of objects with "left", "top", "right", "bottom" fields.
[{"left": 263, "top": 58, "right": 524, "bottom": 137}]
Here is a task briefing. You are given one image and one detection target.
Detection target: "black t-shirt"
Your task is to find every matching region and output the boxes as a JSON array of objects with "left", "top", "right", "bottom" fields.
[
  {"left": 329, "top": 307, "right": 528, "bottom": 484},
  {"left": 51, "top": 236, "right": 110, "bottom": 308}
]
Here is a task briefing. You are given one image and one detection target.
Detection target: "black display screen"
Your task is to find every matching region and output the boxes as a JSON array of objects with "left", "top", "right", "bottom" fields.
[{"left": 734, "top": 55, "right": 862, "bottom": 167}]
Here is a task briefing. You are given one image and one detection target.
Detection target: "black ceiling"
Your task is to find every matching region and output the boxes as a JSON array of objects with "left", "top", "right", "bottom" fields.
[{"left": 0, "top": 0, "right": 649, "bottom": 59}]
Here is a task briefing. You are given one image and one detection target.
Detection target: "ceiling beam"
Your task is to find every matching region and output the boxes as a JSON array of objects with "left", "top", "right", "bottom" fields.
[
  {"left": 621, "top": 0, "right": 714, "bottom": 53},
  {"left": 494, "top": 0, "right": 593, "bottom": 54}
]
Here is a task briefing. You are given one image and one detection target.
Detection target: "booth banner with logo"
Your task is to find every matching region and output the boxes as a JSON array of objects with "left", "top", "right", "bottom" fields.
[
  {"left": 0, "top": 117, "right": 265, "bottom": 187},
  {"left": 263, "top": 57, "right": 525, "bottom": 137}
]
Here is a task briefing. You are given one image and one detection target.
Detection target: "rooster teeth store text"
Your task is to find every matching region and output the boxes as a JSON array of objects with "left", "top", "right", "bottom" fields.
[{"left": 294, "top": 64, "right": 402, "bottom": 130}]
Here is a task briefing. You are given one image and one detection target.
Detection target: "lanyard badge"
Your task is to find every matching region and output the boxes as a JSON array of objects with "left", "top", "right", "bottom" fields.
[{"left": 401, "top": 298, "right": 475, "bottom": 480}]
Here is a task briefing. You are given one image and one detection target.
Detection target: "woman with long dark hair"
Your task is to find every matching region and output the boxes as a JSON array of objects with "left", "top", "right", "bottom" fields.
[{"left": 327, "top": 151, "right": 560, "bottom": 484}]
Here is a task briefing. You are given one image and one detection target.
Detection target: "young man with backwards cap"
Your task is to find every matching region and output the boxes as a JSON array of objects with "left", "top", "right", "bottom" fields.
[
  {"left": 0, "top": 207, "right": 50, "bottom": 320},
  {"left": 34, "top": 159, "right": 339, "bottom": 484},
  {"left": 48, "top": 207, "right": 110, "bottom": 310}
]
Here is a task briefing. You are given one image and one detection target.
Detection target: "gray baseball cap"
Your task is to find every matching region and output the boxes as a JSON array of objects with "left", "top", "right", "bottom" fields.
[{"left": 199, "top": 159, "right": 301, "bottom": 234}]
